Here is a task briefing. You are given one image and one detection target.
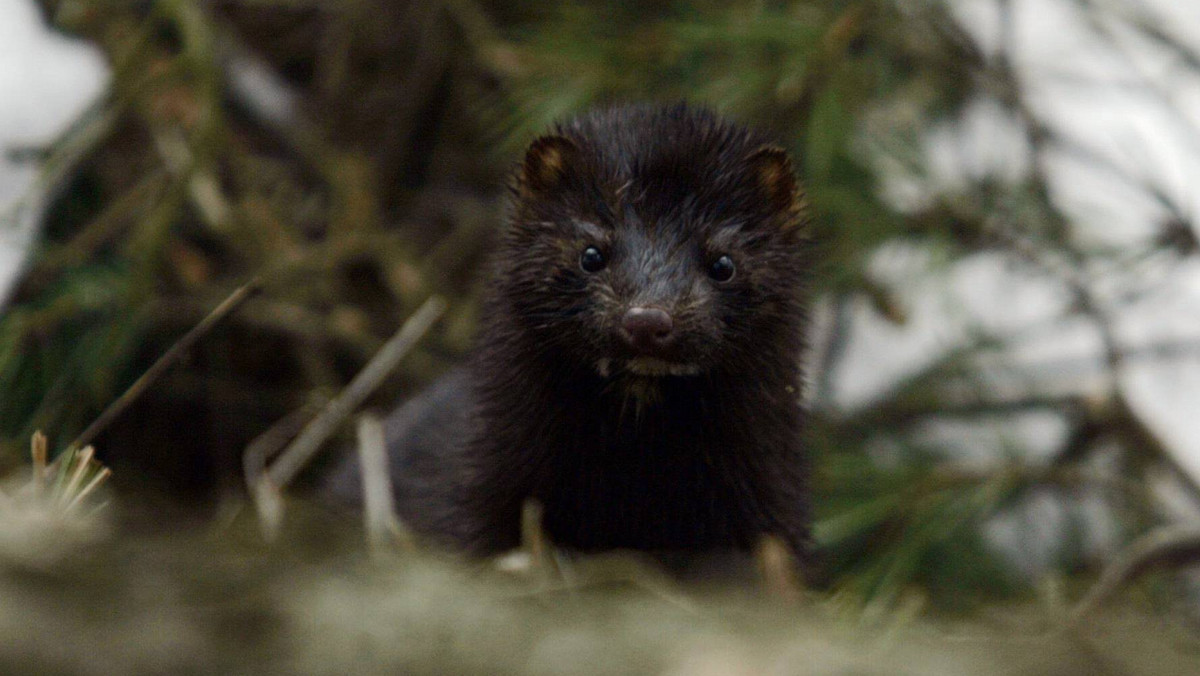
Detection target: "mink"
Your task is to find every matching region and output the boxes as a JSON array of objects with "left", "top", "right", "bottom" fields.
[{"left": 324, "top": 102, "right": 814, "bottom": 569}]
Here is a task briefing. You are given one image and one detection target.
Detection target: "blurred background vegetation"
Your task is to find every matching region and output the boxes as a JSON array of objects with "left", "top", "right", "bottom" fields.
[{"left": 2, "top": 0, "right": 1200, "bottom": 665}]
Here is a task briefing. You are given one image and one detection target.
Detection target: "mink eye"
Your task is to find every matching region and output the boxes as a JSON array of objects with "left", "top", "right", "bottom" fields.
[
  {"left": 580, "top": 246, "right": 607, "bottom": 273},
  {"left": 709, "top": 255, "right": 735, "bottom": 282}
]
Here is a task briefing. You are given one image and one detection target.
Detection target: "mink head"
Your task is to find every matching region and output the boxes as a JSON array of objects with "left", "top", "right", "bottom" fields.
[{"left": 492, "top": 103, "right": 810, "bottom": 380}]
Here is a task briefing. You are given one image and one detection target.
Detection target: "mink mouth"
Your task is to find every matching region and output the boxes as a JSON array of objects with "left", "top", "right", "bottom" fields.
[{"left": 595, "top": 357, "right": 703, "bottom": 378}]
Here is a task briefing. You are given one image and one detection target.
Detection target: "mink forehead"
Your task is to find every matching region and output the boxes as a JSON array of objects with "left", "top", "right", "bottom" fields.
[
  {"left": 558, "top": 104, "right": 767, "bottom": 184},
  {"left": 556, "top": 107, "right": 770, "bottom": 227},
  {"left": 560, "top": 190, "right": 748, "bottom": 244},
  {"left": 596, "top": 167, "right": 762, "bottom": 239}
]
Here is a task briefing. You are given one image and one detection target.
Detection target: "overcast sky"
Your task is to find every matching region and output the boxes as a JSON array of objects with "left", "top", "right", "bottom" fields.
[{"left": 0, "top": 0, "right": 107, "bottom": 305}]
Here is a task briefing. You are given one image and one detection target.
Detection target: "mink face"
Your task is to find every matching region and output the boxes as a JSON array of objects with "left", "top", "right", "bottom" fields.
[
  {"left": 493, "top": 104, "right": 809, "bottom": 385},
  {"left": 324, "top": 103, "right": 814, "bottom": 569},
  {"left": 456, "top": 104, "right": 814, "bottom": 560}
]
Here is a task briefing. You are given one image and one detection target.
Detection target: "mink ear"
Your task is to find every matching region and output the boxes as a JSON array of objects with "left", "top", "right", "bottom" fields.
[
  {"left": 519, "top": 135, "right": 580, "bottom": 197},
  {"left": 746, "top": 145, "right": 803, "bottom": 221}
]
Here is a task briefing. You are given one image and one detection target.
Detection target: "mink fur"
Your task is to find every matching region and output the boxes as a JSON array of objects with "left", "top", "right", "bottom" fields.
[{"left": 324, "top": 102, "right": 814, "bottom": 568}]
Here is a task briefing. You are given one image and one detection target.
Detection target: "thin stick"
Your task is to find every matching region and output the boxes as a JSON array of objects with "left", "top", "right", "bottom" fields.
[
  {"left": 265, "top": 296, "right": 446, "bottom": 489},
  {"left": 243, "top": 403, "right": 321, "bottom": 492},
  {"left": 252, "top": 475, "right": 285, "bottom": 542},
  {"left": 356, "top": 414, "right": 413, "bottom": 554},
  {"left": 70, "top": 278, "right": 261, "bottom": 451}
]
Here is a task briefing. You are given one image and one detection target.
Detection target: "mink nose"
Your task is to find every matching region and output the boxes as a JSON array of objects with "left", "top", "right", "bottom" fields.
[{"left": 620, "top": 306, "right": 675, "bottom": 353}]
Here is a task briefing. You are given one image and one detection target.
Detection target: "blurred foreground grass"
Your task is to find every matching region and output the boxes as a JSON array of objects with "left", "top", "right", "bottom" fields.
[
  {"left": 0, "top": 435, "right": 1195, "bottom": 674},
  {"left": 1, "top": 493, "right": 1198, "bottom": 675}
]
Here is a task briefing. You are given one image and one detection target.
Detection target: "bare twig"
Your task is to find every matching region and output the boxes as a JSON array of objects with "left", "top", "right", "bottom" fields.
[
  {"left": 69, "top": 277, "right": 262, "bottom": 451},
  {"left": 262, "top": 296, "right": 446, "bottom": 489},
  {"left": 810, "top": 294, "right": 853, "bottom": 408},
  {"left": 775, "top": 3, "right": 872, "bottom": 152},
  {"left": 242, "top": 403, "right": 322, "bottom": 492},
  {"left": 1071, "top": 525, "right": 1200, "bottom": 623},
  {"left": 211, "top": 16, "right": 347, "bottom": 189},
  {"left": 1110, "top": 392, "right": 1200, "bottom": 507},
  {"left": 22, "top": 171, "right": 168, "bottom": 294},
  {"left": 841, "top": 392, "right": 1086, "bottom": 435}
]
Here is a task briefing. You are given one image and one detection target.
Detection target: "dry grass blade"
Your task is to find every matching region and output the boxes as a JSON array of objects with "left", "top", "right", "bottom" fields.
[
  {"left": 521, "top": 499, "right": 554, "bottom": 577},
  {"left": 5, "top": 433, "right": 113, "bottom": 518},
  {"left": 30, "top": 432, "right": 48, "bottom": 497},
  {"left": 247, "top": 297, "right": 445, "bottom": 538},
  {"left": 263, "top": 296, "right": 446, "bottom": 489},
  {"left": 757, "top": 534, "right": 804, "bottom": 604},
  {"left": 356, "top": 414, "right": 414, "bottom": 554},
  {"left": 70, "top": 278, "right": 262, "bottom": 452},
  {"left": 46, "top": 446, "right": 112, "bottom": 511},
  {"left": 58, "top": 445, "right": 94, "bottom": 505},
  {"left": 251, "top": 475, "right": 285, "bottom": 542},
  {"left": 66, "top": 467, "right": 113, "bottom": 513}
]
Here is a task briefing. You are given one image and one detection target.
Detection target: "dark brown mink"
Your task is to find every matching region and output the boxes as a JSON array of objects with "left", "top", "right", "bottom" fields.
[{"left": 324, "top": 102, "right": 814, "bottom": 569}]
